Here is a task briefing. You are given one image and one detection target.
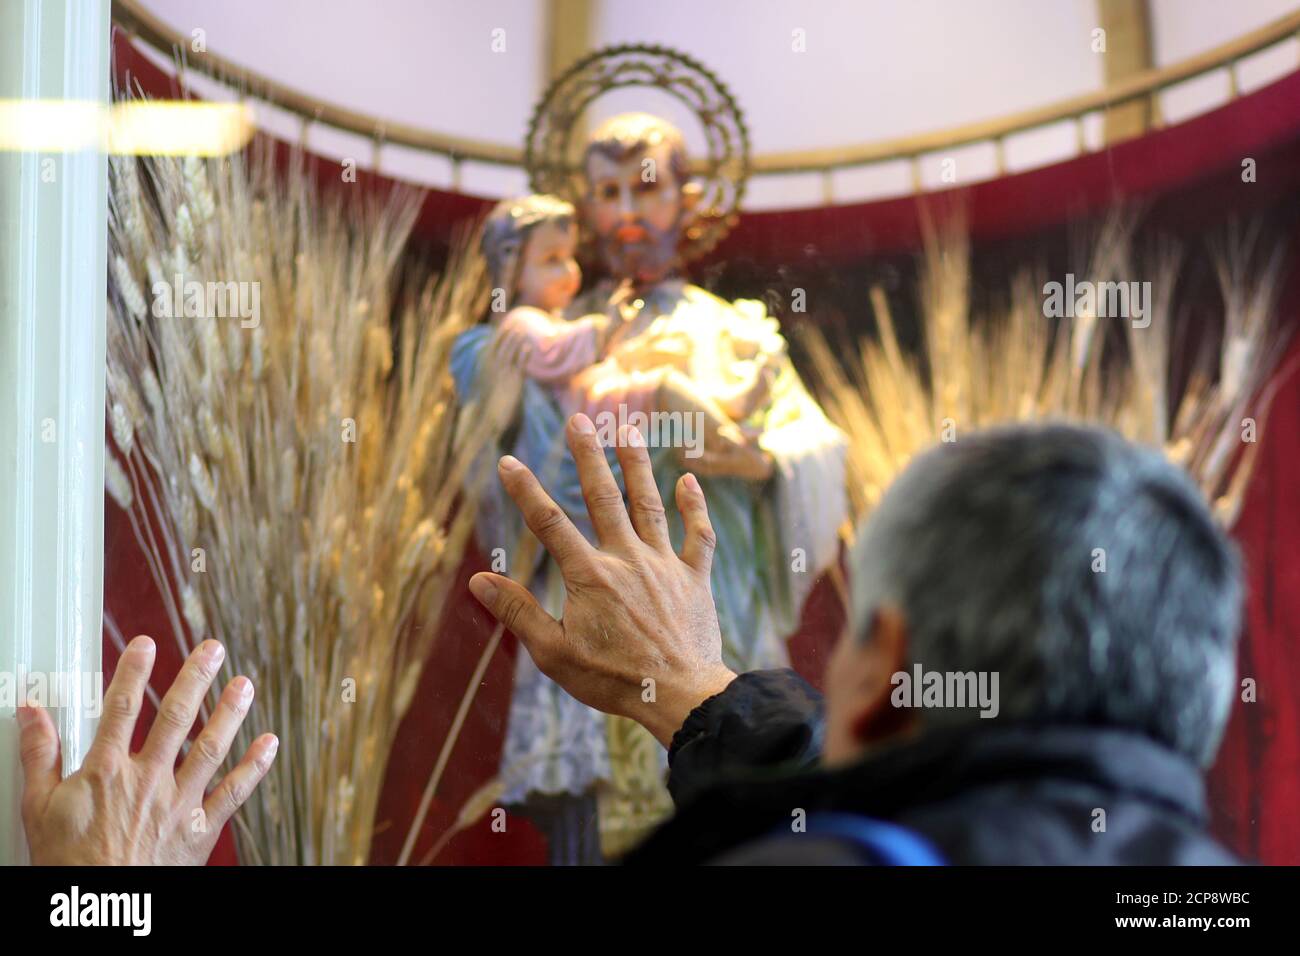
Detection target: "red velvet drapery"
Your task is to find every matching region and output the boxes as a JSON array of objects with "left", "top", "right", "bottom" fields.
[{"left": 106, "top": 32, "right": 1300, "bottom": 864}]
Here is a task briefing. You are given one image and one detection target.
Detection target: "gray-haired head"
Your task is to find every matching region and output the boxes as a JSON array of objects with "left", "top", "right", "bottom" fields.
[
  {"left": 847, "top": 422, "right": 1242, "bottom": 766},
  {"left": 480, "top": 194, "right": 575, "bottom": 305}
]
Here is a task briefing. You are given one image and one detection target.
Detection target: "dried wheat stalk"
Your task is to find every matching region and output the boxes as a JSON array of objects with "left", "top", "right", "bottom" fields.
[
  {"left": 105, "top": 139, "right": 498, "bottom": 865},
  {"left": 802, "top": 213, "right": 1291, "bottom": 529}
]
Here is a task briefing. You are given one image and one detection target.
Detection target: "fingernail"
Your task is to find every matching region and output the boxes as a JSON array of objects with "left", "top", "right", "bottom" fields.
[
  {"left": 129, "top": 634, "right": 155, "bottom": 656},
  {"left": 626, "top": 426, "right": 645, "bottom": 448},
  {"left": 202, "top": 640, "right": 225, "bottom": 665},
  {"left": 16, "top": 705, "right": 34, "bottom": 729},
  {"left": 684, "top": 473, "right": 701, "bottom": 493},
  {"left": 571, "top": 413, "right": 595, "bottom": 435},
  {"left": 235, "top": 677, "right": 254, "bottom": 707},
  {"left": 469, "top": 575, "right": 498, "bottom": 605},
  {"left": 262, "top": 735, "right": 279, "bottom": 763},
  {"left": 498, "top": 455, "right": 522, "bottom": 472}
]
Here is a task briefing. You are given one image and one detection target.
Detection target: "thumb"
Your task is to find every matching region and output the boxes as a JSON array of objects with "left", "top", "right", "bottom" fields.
[
  {"left": 17, "top": 703, "right": 61, "bottom": 815},
  {"left": 469, "top": 572, "right": 563, "bottom": 662}
]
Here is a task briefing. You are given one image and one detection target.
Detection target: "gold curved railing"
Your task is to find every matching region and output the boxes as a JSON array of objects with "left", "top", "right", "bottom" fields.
[{"left": 112, "top": 0, "right": 1300, "bottom": 198}]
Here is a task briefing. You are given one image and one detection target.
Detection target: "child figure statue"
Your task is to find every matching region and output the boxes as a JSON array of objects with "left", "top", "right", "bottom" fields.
[{"left": 476, "top": 193, "right": 764, "bottom": 452}]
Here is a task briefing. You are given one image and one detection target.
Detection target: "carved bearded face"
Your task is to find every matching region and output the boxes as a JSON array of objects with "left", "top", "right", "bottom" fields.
[{"left": 582, "top": 139, "right": 685, "bottom": 287}]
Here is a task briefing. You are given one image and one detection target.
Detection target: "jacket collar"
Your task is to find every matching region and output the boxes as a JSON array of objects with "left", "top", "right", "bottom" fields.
[
  {"left": 825, "top": 722, "right": 1208, "bottom": 822},
  {"left": 627, "top": 722, "right": 1208, "bottom": 864}
]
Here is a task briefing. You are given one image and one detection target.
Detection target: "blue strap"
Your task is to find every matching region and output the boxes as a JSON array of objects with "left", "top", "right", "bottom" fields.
[{"left": 800, "top": 812, "right": 946, "bottom": 866}]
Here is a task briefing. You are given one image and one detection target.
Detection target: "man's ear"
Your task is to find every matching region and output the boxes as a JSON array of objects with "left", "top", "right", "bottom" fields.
[{"left": 850, "top": 605, "right": 914, "bottom": 745}]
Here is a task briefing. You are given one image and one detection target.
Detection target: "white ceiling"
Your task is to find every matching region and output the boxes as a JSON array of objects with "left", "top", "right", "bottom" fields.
[{"left": 137, "top": 0, "right": 1300, "bottom": 208}]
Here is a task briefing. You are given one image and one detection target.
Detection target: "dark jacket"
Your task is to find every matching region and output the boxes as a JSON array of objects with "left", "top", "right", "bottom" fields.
[{"left": 623, "top": 669, "right": 1240, "bottom": 865}]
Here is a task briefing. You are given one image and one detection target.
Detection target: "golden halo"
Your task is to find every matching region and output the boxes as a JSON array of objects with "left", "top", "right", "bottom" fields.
[{"left": 524, "top": 43, "right": 751, "bottom": 262}]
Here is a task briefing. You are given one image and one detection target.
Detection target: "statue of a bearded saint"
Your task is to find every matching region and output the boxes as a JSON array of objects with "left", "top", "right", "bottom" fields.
[{"left": 453, "top": 112, "right": 847, "bottom": 862}]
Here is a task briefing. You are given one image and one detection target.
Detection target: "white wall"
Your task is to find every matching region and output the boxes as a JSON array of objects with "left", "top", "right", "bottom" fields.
[
  {"left": 1150, "top": 0, "right": 1300, "bottom": 124},
  {"left": 137, "top": 0, "right": 1300, "bottom": 207}
]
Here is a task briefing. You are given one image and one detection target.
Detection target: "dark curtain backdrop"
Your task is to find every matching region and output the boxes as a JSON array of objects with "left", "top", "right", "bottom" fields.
[{"left": 107, "top": 32, "right": 1300, "bottom": 865}]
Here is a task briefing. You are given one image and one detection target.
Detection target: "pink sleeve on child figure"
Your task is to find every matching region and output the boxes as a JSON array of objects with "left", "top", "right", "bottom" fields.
[{"left": 500, "top": 307, "right": 599, "bottom": 385}]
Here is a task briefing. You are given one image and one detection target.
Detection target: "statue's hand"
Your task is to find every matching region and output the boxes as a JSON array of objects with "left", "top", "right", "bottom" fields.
[
  {"left": 491, "top": 321, "right": 533, "bottom": 368},
  {"left": 720, "top": 360, "right": 778, "bottom": 422},
  {"left": 682, "top": 439, "right": 774, "bottom": 482},
  {"left": 607, "top": 279, "right": 640, "bottom": 323}
]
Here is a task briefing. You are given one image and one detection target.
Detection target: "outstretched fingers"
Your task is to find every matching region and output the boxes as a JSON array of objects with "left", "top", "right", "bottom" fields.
[
  {"left": 496, "top": 454, "right": 593, "bottom": 573},
  {"left": 469, "top": 572, "right": 565, "bottom": 670},
  {"left": 16, "top": 704, "right": 61, "bottom": 821},
  {"left": 566, "top": 414, "right": 636, "bottom": 547},
  {"left": 676, "top": 472, "right": 717, "bottom": 575},
  {"left": 90, "top": 634, "right": 157, "bottom": 761},
  {"left": 139, "top": 640, "right": 225, "bottom": 771},
  {"left": 203, "top": 733, "right": 279, "bottom": 836},
  {"left": 176, "top": 675, "right": 256, "bottom": 799},
  {"left": 614, "top": 425, "right": 671, "bottom": 550}
]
